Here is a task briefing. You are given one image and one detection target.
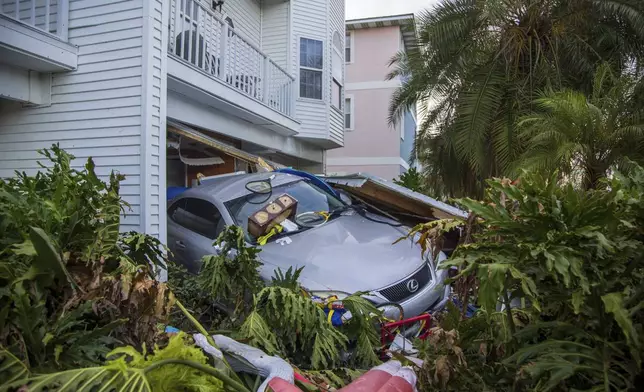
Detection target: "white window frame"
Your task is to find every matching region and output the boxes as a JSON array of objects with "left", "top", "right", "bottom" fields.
[
  {"left": 345, "top": 31, "right": 354, "bottom": 64},
  {"left": 345, "top": 94, "right": 354, "bottom": 130},
  {"left": 298, "top": 37, "right": 324, "bottom": 101}
]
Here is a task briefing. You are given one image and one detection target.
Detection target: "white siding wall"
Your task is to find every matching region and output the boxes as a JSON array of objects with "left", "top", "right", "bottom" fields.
[
  {"left": 0, "top": 0, "right": 167, "bottom": 239},
  {"left": 261, "top": 1, "right": 288, "bottom": 70},
  {"left": 328, "top": 0, "right": 344, "bottom": 145},
  {"left": 221, "top": 0, "right": 261, "bottom": 47},
  {"left": 292, "top": 0, "right": 328, "bottom": 140}
]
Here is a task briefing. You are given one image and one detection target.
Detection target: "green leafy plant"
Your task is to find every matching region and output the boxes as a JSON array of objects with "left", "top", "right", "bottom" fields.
[
  {"left": 517, "top": 63, "right": 644, "bottom": 188},
  {"left": 407, "top": 166, "right": 644, "bottom": 391},
  {"left": 238, "top": 286, "right": 348, "bottom": 369},
  {"left": 198, "top": 226, "right": 264, "bottom": 315},
  {"left": 271, "top": 266, "right": 304, "bottom": 290},
  {"left": 237, "top": 287, "right": 383, "bottom": 370},
  {"left": 393, "top": 167, "right": 426, "bottom": 193},
  {"left": 0, "top": 146, "right": 174, "bottom": 372},
  {"left": 0, "top": 333, "right": 251, "bottom": 392}
]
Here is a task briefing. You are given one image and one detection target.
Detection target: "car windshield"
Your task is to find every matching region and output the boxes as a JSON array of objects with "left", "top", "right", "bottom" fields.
[{"left": 225, "top": 179, "right": 345, "bottom": 243}]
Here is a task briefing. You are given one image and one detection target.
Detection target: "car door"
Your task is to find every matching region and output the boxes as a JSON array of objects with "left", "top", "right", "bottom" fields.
[{"left": 167, "top": 197, "right": 226, "bottom": 273}]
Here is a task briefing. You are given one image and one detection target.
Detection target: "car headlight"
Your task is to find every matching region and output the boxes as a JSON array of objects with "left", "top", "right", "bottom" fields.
[
  {"left": 308, "top": 291, "right": 350, "bottom": 301},
  {"left": 379, "top": 304, "right": 404, "bottom": 321}
]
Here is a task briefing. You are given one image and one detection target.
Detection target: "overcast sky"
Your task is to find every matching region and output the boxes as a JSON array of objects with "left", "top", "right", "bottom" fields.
[{"left": 346, "top": 0, "right": 438, "bottom": 20}]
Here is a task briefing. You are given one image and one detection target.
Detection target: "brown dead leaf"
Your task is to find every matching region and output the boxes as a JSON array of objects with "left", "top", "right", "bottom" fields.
[
  {"left": 452, "top": 346, "right": 466, "bottom": 367},
  {"left": 479, "top": 342, "right": 488, "bottom": 356},
  {"left": 444, "top": 329, "right": 458, "bottom": 346},
  {"left": 434, "top": 356, "right": 451, "bottom": 388},
  {"left": 154, "top": 283, "right": 167, "bottom": 317}
]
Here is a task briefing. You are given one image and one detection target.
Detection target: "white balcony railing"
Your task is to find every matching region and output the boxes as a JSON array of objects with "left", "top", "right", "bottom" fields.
[
  {"left": 169, "top": 0, "right": 295, "bottom": 118},
  {"left": 1, "top": 0, "right": 69, "bottom": 40}
]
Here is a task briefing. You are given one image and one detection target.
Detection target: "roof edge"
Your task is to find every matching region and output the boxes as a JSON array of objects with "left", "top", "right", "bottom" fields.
[{"left": 346, "top": 13, "right": 415, "bottom": 28}]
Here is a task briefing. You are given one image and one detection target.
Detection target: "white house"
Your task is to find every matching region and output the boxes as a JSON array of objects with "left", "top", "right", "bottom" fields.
[{"left": 0, "top": 0, "right": 346, "bottom": 243}]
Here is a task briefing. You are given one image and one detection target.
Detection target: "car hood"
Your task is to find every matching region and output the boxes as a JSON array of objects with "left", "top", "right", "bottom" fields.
[{"left": 258, "top": 212, "right": 427, "bottom": 292}]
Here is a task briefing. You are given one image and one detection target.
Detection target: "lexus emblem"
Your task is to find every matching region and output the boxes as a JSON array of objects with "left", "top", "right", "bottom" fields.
[{"left": 406, "top": 279, "right": 419, "bottom": 293}]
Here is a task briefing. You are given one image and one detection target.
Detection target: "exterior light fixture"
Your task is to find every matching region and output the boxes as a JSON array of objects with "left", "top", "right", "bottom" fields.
[{"left": 212, "top": 0, "right": 224, "bottom": 12}]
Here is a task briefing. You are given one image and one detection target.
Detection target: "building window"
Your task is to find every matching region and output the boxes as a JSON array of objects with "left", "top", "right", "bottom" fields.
[
  {"left": 332, "top": 31, "right": 344, "bottom": 110},
  {"left": 345, "top": 32, "right": 353, "bottom": 63},
  {"left": 332, "top": 80, "right": 342, "bottom": 109},
  {"left": 299, "top": 38, "right": 323, "bottom": 100},
  {"left": 345, "top": 96, "right": 354, "bottom": 130}
]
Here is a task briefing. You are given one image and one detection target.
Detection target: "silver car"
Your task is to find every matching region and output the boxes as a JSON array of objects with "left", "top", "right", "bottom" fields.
[{"left": 167, "top": 172, "right": 450, "bottom": 319}]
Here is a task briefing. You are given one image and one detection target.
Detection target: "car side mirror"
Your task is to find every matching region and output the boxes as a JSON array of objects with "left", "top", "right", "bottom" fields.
[{"left": 213, "top": 242, "right": 237, "bottom": 258}]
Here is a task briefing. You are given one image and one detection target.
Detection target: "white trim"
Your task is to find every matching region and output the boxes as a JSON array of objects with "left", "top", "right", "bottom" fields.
[
  {"left": 140, "top": 0, "right": 153, "bottom": 236},
  {"left": 327, "top": 157, "right": 406, "bottom": 166},
  {"left": 344, "top": 94, "right": 354, "bottom": 130},
  {"left": 346, "top": 13, "right": 415, "bottom": 28},
  {"left": 345, "top": 30, "right": 354, "bottom": 64},
  {"left": 0, "top": 14, "right": 78, "bottom": 72},
  {"left": 159, "top": 0, "right": 170, "bottom": 247},
  {"left": 346, "top": 80, "right": 401, "bottom": 91},
  {"left": 400, "top": 157, "right": 410, "bottom": 170},
  {"left": 168, "top": 59, "right": 300, "bottom": 134},
  {"left": 288, "top": 0, "right": 293, "bottom": 75}
]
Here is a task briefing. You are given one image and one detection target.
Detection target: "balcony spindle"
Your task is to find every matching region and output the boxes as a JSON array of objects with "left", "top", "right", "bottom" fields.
[
  {"left": 56, "top": 0, "right": 69, "bottom": 40},
  {"left": 167, "top": 0, "right": 294, "bottom": 118},
  {"left": 219, "top": 23, "right": 228, "bottom": 82},
  {"left": 45, "top": 0, "right": 50, "bottom": 34}
]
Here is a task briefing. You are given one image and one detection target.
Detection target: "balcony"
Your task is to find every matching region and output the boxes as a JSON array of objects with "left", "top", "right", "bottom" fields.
[
  {"left": 0, "top": 0, "right": 76, "bottom": 72},
  {"left": 167, "top": 0, "right": 298, "bottom": 136}
]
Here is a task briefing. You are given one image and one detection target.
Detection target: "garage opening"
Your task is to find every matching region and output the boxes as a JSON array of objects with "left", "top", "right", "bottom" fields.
[{"left": 166, "top": 120, "right": 285, "bottom": 199}]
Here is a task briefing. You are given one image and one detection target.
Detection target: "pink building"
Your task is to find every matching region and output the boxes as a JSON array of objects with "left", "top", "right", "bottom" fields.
[{"left": 326, "top": 14, "right": 417, "bottom": 180}]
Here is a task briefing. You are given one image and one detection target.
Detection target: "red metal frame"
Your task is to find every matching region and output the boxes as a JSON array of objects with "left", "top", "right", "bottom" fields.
[{"left": 380, "top": 313, "right": 432, "bottom": 345}]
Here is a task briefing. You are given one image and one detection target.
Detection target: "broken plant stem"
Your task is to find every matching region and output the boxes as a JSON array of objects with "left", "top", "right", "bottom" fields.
[{"left": 174, "top": 299, "right": 246, "bottom": 386}]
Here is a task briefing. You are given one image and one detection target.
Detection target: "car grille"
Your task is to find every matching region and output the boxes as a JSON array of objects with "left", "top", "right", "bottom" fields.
[{"left": 378, "top": 264, "right": 431, "bottom": 302}]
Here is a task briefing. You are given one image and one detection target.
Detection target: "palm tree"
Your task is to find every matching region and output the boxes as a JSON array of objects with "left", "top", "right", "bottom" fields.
[
  {"left": 389, "top": 0, "right": 644, "bottom": 197},
  {"left": 516, "top": 64, "right": 644, "bottom": 188}
]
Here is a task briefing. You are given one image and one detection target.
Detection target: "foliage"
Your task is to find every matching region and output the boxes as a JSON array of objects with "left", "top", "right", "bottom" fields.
[
  {"left": 271, "top": 266, "right": 304, "bottom": 291},
  {"left": 0, "top": 146, "right": 174, "bottom": 372},
  {"left": 0, "top": 333, "right": 245, "bottom": 392},
  {"left": 409, "top": 165, "right": 644, "bottom": 391},
  {"left": 517, "top": 63, "right": 644, "bottom": 188},
  {"left": 389, "top": 0, "right": 644, "bottom": 198},
  {"left": 237, "top": 286, "right": 383, "bottom": 370},
  {"left": 198, "top": 226, "right": 264, "bottom": 315},
  {"left": 237, "top": 286, "right": 348, "bottom": 369},
  {"left": 393, "top": 167, "right": 426, "bottom": 193}
]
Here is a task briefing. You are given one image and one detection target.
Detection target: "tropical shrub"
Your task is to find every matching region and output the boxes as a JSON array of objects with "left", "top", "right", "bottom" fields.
[
  {"left": 404, "top": 166, "right": 644, "bottom": 391},
  {"left": 0, "top": 333, "right": 237, "bottom": 392},
  {"left": 0, "top": 146, "right": 175, "bottom": 372},
  {"left": 517, "top": 64, "right": 644, "bottom": 188}
]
